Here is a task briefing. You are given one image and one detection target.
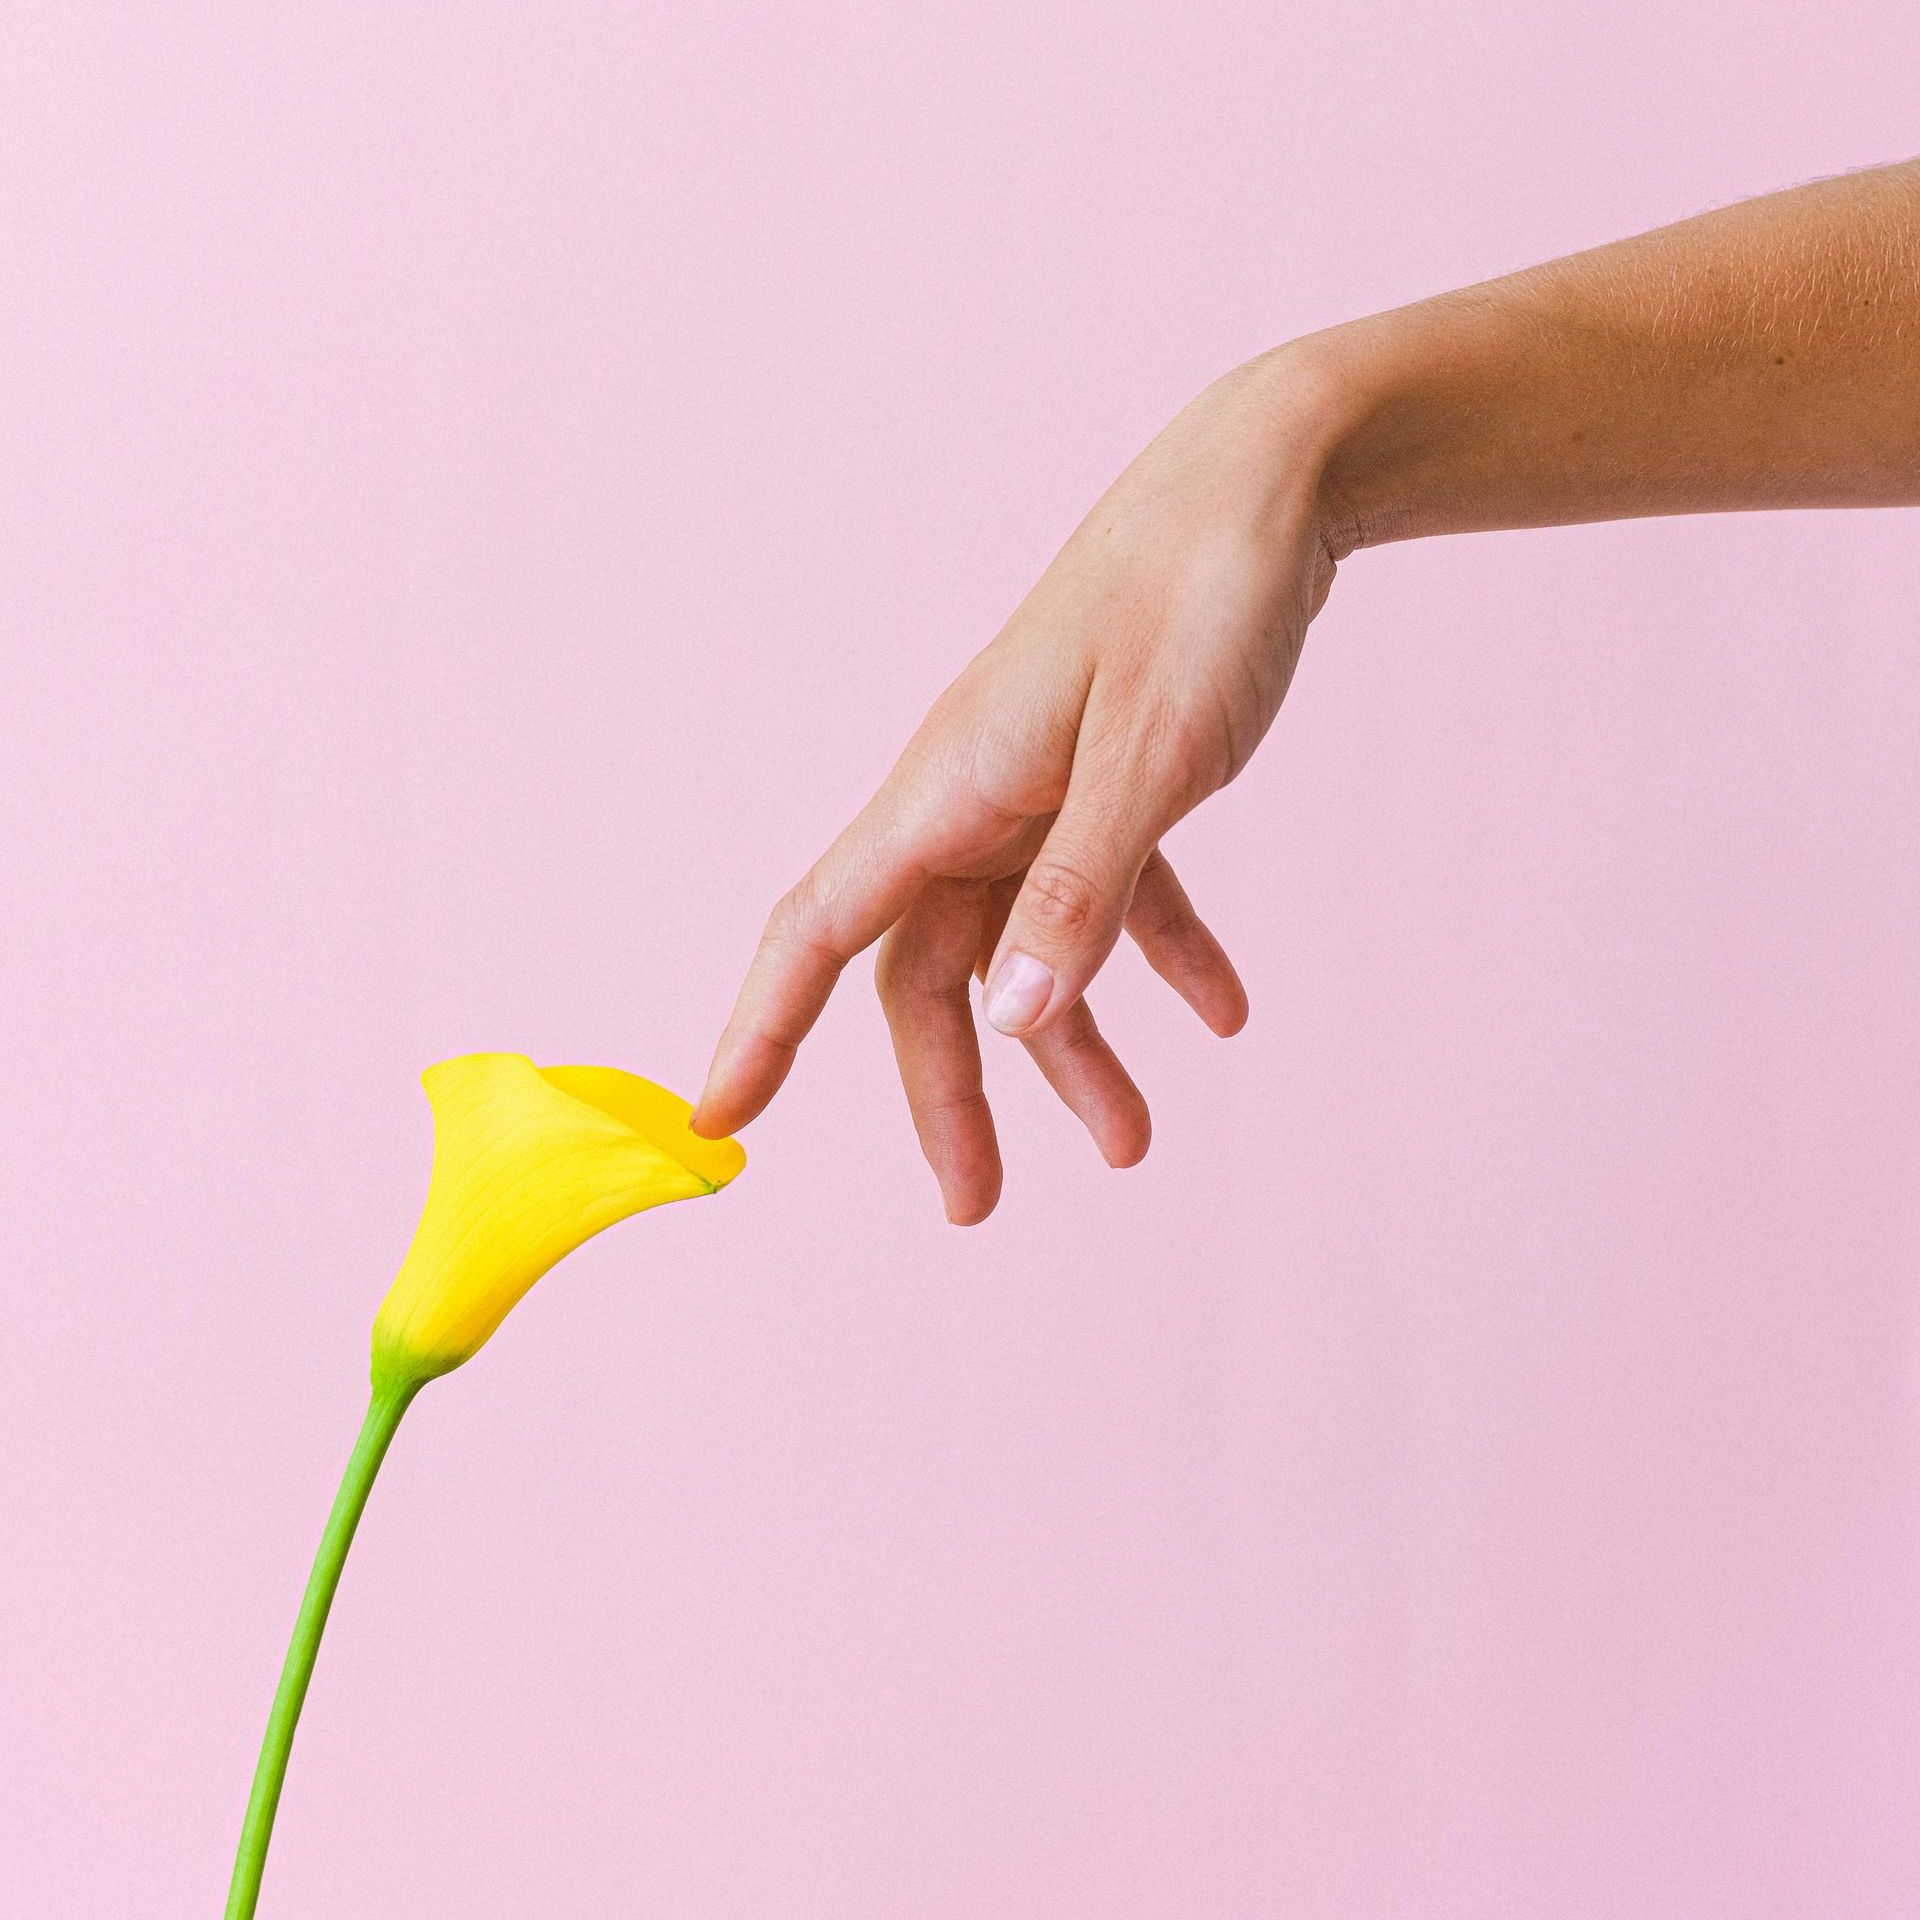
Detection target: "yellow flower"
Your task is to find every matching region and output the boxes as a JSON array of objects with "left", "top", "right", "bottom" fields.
[
  {"left": 227, "top": 1053, "right": 743, "bottom": 1917},
  {"left": 370, "top": 1052, "right": 745, "bottom": 1389}
]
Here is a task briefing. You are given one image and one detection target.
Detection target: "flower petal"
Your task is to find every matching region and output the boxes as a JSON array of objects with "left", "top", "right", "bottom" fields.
[
  {"left": 370, "top": 1053, "right": 743, "bottom": 1388},
  {"left": 537, "top": 1064, "right": 746, "bottom": 1190}
]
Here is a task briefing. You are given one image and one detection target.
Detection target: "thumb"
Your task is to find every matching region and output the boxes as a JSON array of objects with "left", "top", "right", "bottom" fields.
[{"left": 980, "top": 773, "right": 1162, "bottom": 1038}]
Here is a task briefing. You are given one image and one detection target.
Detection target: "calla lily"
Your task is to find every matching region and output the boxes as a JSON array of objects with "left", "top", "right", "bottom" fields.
[
  {"left": 373, "top": 1053, "right": 746, "bottom": 1387},
  {"left": 226, "top": 1054, "right": 743, "bottom": 1920}
]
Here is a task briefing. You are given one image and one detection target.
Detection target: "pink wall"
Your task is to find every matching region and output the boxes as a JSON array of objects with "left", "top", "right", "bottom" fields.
[{"left": 3, "top": 6, "right": 1917, "bottom": 1915}]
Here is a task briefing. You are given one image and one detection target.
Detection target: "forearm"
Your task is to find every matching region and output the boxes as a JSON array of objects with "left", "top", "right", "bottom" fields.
[{"left": 1268, "top": 159, "right": 1920, "bottom": 554}]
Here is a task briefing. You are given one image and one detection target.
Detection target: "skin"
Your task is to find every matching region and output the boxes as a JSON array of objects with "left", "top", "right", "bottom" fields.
[{"left": 691, "top": 159, "right": 1920, "bottom": 1223}]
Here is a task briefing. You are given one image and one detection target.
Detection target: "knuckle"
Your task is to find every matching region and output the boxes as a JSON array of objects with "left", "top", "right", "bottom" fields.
[
  {"left": 1140, "top": 694, "right": 1227, "bottom": 803},
  {"left": 765, "top": 882, "right": 809, "bottom": 937},
  {"left": 873, "top": 940, "right": 926, "bottom": 1001},
  {"left": 1022, "top": 859, "right": 1100, "bottom": 937},
  {"left": 767, "top": 877, "right": 833, "bottom": 955},
  {"left": 922, "top": 1085, "right": 990, "bottom": 1127},
  {"left": 1130, "top": 896, "right": 1180, "bottom": 943},
  {"left": 871, "top": 936, "right": 907, "bottom": 995},
  {"left": 1055, "top": 1019, "right": 1105, "bottom": 1062},
  {"left": 875, "top": 940, "right": 964, "bottom": 1013},
  {"left": 1130, "top": 876, "right": 1195, "bottom": 945}
]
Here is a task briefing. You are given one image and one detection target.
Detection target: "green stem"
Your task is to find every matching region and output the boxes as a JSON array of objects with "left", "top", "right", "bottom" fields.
[{"left": 225, "top": 1379, "right": 420, "bottom": 1920}]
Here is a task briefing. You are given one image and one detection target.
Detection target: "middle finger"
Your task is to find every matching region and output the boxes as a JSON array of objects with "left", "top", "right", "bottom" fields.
[{"left": 876, "top": 878, "right": 1003, "bottom": 1224}]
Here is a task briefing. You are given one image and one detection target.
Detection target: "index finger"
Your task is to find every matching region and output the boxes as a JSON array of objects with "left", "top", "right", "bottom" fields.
[{"left": 691, "top": 800, "right": 927, "bottom": 1137}]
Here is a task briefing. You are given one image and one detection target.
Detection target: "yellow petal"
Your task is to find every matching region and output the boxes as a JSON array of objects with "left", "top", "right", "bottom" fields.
[
  {"left": 535, "top": 1064, "right": 745, "bottom": 1191},
  {"left": 370, "top": 1053, "right": 744, "bottom": 1389}
]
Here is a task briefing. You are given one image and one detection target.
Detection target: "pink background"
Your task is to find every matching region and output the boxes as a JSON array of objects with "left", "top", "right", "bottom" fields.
[{"left": 3, "top": 6, "right": 1917, "bottom": 1916}]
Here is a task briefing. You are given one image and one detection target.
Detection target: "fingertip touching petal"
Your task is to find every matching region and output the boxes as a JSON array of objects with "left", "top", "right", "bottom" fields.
[{"left": 537, "top": 1064, "right": 746, "bottom": 1190}]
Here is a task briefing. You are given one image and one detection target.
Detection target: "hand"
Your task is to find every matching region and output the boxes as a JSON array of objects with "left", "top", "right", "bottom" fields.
[
  {"left": 692, "top": 160, "right": 1920, "bottom": 1221},
  {"left": 691, "top": 351, "right": 1341, "bottom": 1221}
]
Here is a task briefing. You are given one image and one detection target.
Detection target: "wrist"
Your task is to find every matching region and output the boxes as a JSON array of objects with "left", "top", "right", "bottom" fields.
[
  {"left": 1219, "top": 326, "right": 1414, "bottom": 563},
  {"left": 1241, "top": 297, "right": 1522, "bottom": 559}
]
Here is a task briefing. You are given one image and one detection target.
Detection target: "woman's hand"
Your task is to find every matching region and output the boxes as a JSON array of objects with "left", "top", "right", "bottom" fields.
[
  {"left": 692, "top": 353, "right": 1343, "bottom": 1221},
  {"left": 693, "top": 158, "right": 1920, "bottom": 1221}
]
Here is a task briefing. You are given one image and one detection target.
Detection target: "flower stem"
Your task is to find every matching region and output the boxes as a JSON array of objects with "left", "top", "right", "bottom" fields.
[{"left": 225, "top": 1379, "right": 420, "bottom": 1920}]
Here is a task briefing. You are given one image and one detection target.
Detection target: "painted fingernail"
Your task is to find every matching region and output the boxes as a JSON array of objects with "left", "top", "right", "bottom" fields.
[{"left": 983, "top": 951, "right": 1053, "bottom": 1035}]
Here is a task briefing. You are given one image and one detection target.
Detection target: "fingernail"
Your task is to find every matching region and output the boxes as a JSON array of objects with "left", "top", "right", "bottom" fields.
[
  {"left": 983, "top": 951, "right": 1053, "bottom": 1035},
  {"left": 688, "top": 1076, "right": 724, "bottom": 1138}
]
